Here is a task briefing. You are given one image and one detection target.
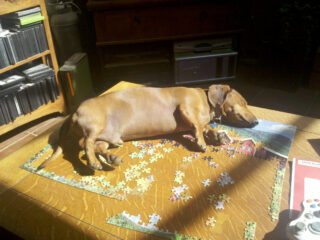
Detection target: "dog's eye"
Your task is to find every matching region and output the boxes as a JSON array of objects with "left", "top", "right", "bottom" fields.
[{"left": 237, "top": 114, "right": 246, "bottom": 122}]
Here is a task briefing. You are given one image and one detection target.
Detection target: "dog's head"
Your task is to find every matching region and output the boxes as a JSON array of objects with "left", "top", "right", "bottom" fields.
[{"left": 207, "top": 84, "right": 258, "bottom": 128}]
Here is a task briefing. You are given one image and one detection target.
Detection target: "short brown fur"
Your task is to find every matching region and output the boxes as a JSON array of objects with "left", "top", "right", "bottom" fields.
[{"left": 38, "top": 85, "right": 258, "bottom": 170}]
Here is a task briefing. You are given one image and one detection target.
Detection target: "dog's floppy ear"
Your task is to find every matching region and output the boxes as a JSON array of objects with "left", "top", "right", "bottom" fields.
[{"left": 207, "top": 85, "right": 231, "bottom": 109}]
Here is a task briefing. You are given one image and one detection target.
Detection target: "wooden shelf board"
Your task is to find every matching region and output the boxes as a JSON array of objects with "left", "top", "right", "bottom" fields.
[
  {"left": 0, "top": 96, "right": 65, "bottom": 136},
  {"left": 0, "top": 50, "right": 51, "bottom": 75}
]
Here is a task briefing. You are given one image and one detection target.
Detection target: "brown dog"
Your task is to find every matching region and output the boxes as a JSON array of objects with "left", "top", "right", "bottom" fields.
[{"left": 38, "top": 84, "right": 258, "bottom": 170}]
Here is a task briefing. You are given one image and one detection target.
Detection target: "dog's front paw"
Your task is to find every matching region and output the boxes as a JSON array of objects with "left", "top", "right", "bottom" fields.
[
  {"left": 204, "top": 131, "right": 220, "bottom": 145},
  {"left": 217, "top": 132, "right": 229, "bottom": 145},
  {"left": 199, "top": 144, "right": 208, "bottom": 152}
]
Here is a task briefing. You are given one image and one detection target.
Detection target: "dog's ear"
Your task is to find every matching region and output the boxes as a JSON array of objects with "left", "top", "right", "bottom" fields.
[{"left": 207, "top": 85, "right": 231, "bottom": 109}]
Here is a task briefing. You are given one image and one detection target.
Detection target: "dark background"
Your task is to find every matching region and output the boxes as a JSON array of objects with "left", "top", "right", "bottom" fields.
[{"left": 73, "top": 0, "right": 320, "bottom": 91}]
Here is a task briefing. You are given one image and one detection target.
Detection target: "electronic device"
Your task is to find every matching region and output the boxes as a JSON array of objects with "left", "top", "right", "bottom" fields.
[{"left": 287, "top": 199, "right": 320, "bottom": 240}]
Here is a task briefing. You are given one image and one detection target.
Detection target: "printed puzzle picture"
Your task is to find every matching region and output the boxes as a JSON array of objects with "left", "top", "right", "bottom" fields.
[{"left": 22, "top": 119, "right": 296, "bottom": 239}]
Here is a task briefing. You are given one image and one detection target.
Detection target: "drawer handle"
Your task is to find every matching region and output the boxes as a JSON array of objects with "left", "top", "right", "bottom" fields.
[{"left": 134, "top": 16, "right": 141, "bottom": 24}]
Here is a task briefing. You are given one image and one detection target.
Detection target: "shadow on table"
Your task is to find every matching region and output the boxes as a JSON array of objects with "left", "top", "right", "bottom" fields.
[
  {"left": 0, "top": 182, "right": 121, "bottom": 240},
  {"left": 308, "top": 139, "right": 320, "bottom": 157},
  {"left": 263, "top": 209, "right": 300, "bottom": 240}
]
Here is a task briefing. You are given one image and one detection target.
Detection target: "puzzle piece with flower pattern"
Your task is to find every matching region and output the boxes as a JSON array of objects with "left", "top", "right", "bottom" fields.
[
  {"left": 174, "top": 170, "right": 185, "bottom": 184},
  {"left": 209, "top": 161, "right": 218, "bottom": 168},
  {"left": 136, "top": 177, "right": 153, "bottom": 193},
  {"left": 163, "top": 147, "right": 173, "bottom": 153},
  {"left": 207, "top": 193, "right": 231, "bottom": 210},
  {"left": 206, "top": 217, "right": 216, "bottom": 228},
  {"left": 179, "top": 193, "right": 192, "bottom": 202},
  {"left": 182, "top": 156, "right": 193, "bottom": 163}
]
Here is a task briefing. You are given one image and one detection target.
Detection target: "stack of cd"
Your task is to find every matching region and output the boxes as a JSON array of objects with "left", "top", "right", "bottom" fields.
[
  {"left": 0, "top": 74, "right": 24, "bottom": 125},
  {"left": 22, "top": 64, "right": 59, "bottom": 109},
  {"left": 0, "top": 7, "right": 48, "bottom": 69},
  {"left": 0, "top": 64, "right": 59, "bottom": 126}
]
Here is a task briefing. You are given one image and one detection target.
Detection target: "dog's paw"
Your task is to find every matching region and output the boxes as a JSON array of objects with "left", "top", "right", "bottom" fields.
[
  {"left": 199, "top": 144, "right": 208, "bottom": 152},
  {"left": 217, "top": 132, "right": 228, "bottom": 145},
  {"left": 107, "top": 154, "right": 124, "bottom": 166},
  {"left": 204, "top": 131, "right": 220, "bottom": 145},
  {"left": 90, "top": 161, "right": 103, "bottom": 170}
]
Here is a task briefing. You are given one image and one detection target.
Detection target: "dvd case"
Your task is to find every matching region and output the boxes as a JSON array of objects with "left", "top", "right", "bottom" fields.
[{"left": 17, "top": 85, "right": 31, "bottom": 114}]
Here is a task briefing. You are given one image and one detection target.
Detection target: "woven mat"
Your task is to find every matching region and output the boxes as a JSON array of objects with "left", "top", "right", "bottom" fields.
[{"left": 21, "top": 119, "right": 296, "bottom": 239}]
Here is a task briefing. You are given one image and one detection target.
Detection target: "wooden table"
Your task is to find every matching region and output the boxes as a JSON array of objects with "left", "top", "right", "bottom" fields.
[{"left": 0, "top": 81, "right": 319, "bottom": 240}]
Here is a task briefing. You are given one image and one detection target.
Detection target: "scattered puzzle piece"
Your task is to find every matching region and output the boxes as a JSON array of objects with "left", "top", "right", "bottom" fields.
[
  {"left": 202, "top": 179, "right": 212, "bottom": 187},
  {"left": 206, "top": 217, "right": 216, "bottom": 228},
  {"left": 182, "top": 156, "right": 193, "bottom": 163},
  {"left": 217, "top": 172, "right": 234, "bottom": 187},
  {"left": 218, "top": 193, "right": 231, "bottom": 202},
  {"left": 174, "top": 171, "right": 185, "bottom": 184},
  {"left": 208, "top": 193, "right": 231, "bottom": 210},
  {"left": 208, "top": 194, "right": 216, "bottom": 203},
  {"left": 208, "top": 161, "right": 218, "bottom": 168},
  {"left": 203, "top": 156, "right": 213, "bottom": 161},
  {"left": 163, "top": 147, "right": 173, "bottom": 153},
  {"left": 172, "top": 184, "right": 189, "bottom": 197},
  {"left": 190, "top": 152, "right": 200, "bottom": 158},
  {"left": 215, "top": 201, "right": 224, "bottom": 210},
  {"left": 180, "top": 193, "right": 193, "bottom": 202},
  {"left": 169, "top": 194, "right": 178, "bottom": 202},
  {"left": 136, "top": 177, "right": 153, "bottom": 193}
]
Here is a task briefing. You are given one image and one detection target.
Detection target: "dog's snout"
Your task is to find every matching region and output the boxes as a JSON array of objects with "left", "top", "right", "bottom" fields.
[{"left": 252, "top": 119, "right": 259, "bottom": 127}]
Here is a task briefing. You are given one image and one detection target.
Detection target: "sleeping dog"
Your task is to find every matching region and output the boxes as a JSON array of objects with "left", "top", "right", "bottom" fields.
[{"left": 38, "top": 84, "right": 258, "bottom": 170}]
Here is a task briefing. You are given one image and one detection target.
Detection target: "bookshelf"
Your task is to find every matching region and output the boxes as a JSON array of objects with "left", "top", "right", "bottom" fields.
[{"left": 0, "top": 0, "right": 66, "bottom": 136}]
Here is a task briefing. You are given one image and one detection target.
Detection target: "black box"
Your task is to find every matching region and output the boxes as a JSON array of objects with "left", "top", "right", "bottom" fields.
[
  {"left": 24, "top": 83, "right": 41, "bottom": 111},
  {"left": 174, "top": 38, "right": 238, "bottom": 84},
  {"left": 0, "top": 97, "right": 11, "bottom": 126},
  {"left": 17, "top": 85, "right": 31, "bottom": 114},
  {"left": 0, "top": 84, "right": 22, "bottom": 123}
]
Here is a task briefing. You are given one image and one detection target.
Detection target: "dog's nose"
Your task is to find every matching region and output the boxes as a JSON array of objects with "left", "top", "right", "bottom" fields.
[{"left": 252, "top": 119, "right": 259, "bottom": 126}]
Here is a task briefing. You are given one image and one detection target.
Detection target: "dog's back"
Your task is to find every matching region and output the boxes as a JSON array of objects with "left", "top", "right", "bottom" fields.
[{"left": 75, "top": 87, "right": 210, "bottom": 141}]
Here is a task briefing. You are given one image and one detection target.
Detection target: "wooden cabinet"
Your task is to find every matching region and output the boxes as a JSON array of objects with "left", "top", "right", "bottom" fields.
[
  {"left": 0, "top": 0, "right": 65, "bottom": 135},
  {"left": 87, "top": 0, "right": 243, "bottom": 88},
  {"left": 88, "top": 0, "right": 243, "bottom": 45}
]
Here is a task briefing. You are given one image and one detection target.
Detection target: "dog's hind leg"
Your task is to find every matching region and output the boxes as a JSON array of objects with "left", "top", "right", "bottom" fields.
[
  {"left": 179, "top": 105, "right": 207, "bottom": 152},
  {"left": 95, "top": 141, "right": 124, "bottom": 166},
  {"left": 84, "top": 129, "right": 105, "bottom": 170},
  {"left": 78, "top": 137, "right": 124, "bottom": 167}
]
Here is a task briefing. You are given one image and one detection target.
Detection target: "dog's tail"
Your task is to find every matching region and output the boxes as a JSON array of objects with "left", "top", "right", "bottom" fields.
[{"left": 37, "top": 115, "right": 73, "bottom": 170}]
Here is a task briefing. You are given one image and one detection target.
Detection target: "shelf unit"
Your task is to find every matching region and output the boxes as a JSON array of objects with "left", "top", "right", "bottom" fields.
[{"left": 0, "top": 0, "right": 66, "bottom": 136}]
